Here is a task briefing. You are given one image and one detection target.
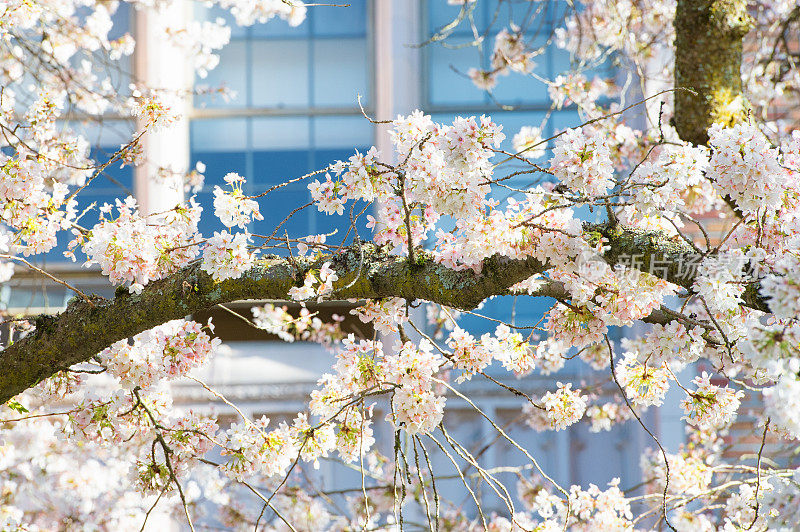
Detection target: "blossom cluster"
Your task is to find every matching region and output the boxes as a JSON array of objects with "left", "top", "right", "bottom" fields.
[
  {"left": 548, "top": 74, "right": 615, "bottom": 112},
  {"left": 201, "top": 230, "right": 255, "bottom": 282},
  {"left": 97, "top": 319, "right": 220, "bottom": 389},
  {"left": 516, "top": 475, "right": 635, "bottom": 530},
  {"left": 760, "top": 250, "right": 800, "bottom": 320},
  {"left": 707, "top": 122, "right": 789, "bottom": 214},
  {"left": 164, "top": 17, "right": 231, "bottom": 78},
  {"left": 349, "top": 297, "right": 408, "bottom": 336},
  {"left": 309, "top": 112, "right": 504, "bottom": 226},
  {"left": 512, "top": 125, "right": 546, "bottom": 159},
  {"left": 251, "top": 303, "right": 344, "bottom": 346},
  {"left": 615, "top": 355, "right": 671, "bottom": 407},
  {"left": 288, "top": 262, "right": 339, "bottom": 301},
  {"left": 764, "top": 375, "right": 800, "bottom": 439},
  {"left": 212, "top": 172, "right": 263, "bottom": 229},
  {"left": 544, "top": 304, "right": 608, "bottom": 349},
  {"left": 542, "top": 382, "right": 587, "bottom": 431},
  {"left": 218, "top": 416, "right": 298, "bottom": 480},
  {"left": 468, "top": 26, "right": 537, "bottom": 90},
  {"left": 623, "top": 322, "right": 706, "bottom": 368},
  {"left": 0, "top": 93, "right": 89, "bottom": 259},
  {"left": 555, "top": 0, "right": 675, "bottom": 63},
  {"left": 693, "top": 250, "right": 750, "bottom": 322},
  {"left": 129, "top": 89, "right": 181, "bottom": 131},
  {"left": 136, "top": 412, "right": 219, "bottom": 492},
  {"left": 550, "top": 126, "right": 615, "bottom": 197},
  {"left": 586, "top": 402, "right": 631, "bottom": 432},
  {"left": 567, "top": 478, "right": 633, "bottom": 530},
  {"left": 629, "top": 143, "right": 711, "bottom": 216},
  {"left": 82, "top": 197, "right": 202, "bottom": 293},
  {"left": 0, "top": 415, "right": 167, "bottom": 530},
  {"left": 641, "top": 448, "right": 712, "bottom": 498},
  {"left": 385, "top": 340, "right": 447, "bottom": 434},
  {"left": 310, "top": 335, "right": 386, "bottom": 417},
  {"left": 214, "top": 0, "right": 307, "bottom": 27},
  {"left": 446, "top": 324, "right": 536, "bottom": 382},
  {"left": 433, "top": 189, "right": 587, "bottom": 271},
  {"left": 66, "top": 388, "right": 171, "bottom": 446},
  {"left": 680, "top": 372, "right": 744, "bottom": 430}
]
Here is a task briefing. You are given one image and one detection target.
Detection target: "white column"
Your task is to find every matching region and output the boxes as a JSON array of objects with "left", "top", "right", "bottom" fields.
[
  {"left": 373, "top": 0, "right": 395, "bottom": 156},
  {"left": 133, "top": 2, "right": 190, "bottom": 215},
  {"left": 391, "top": 0, "right": 423, "bottom": 116}
]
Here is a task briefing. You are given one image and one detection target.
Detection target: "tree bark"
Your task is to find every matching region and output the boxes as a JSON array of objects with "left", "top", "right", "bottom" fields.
[
  {"left": 674, "top": 0, "right": 752, "bottom": 145},
  {"left": 0, "top": 224, "right": 769, "bottom": 404}
]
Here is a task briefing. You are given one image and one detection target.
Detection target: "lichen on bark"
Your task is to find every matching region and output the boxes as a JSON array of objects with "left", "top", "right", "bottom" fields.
[
  {"left": 674, "top": 0, "right": 753, "bottom": 145},
  {"left": 0, "top": 223, "right": 773, "bottom": 405}
]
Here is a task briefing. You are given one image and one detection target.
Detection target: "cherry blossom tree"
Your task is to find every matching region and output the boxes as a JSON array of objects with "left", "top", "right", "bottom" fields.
[{"left": 1, "top": 0, "right": 800, "bottom": 530}]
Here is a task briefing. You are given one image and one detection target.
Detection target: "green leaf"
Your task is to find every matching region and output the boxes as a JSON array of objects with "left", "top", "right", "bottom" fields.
[{"left": 6, "top": 399, "right": 29, "bottom": 414}]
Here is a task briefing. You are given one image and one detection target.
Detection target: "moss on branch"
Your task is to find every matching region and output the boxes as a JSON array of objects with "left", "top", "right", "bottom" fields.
[
  {"left": 0, "top": 225, "right": 770, "bottom": 404},
  {"left": 674, "top": 0, "right": 752, "bottom": 145}
]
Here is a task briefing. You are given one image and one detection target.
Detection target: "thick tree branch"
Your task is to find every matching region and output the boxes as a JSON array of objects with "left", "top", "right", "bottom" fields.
[
  {"left": 0, "top": 225, "right": 770, "bottom": 404},
  {"left": 674, "top": 0, "right": 752, "bottom": 145}
]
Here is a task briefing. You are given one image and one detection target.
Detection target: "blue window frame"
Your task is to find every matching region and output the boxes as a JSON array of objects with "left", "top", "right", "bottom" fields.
[
  {"left": 425, "top": 0, "right": 573, "bottom": 108},
  {"left": 423, "top": 1, "right": 584, "bottom": 199},
  {"left": 190, "top": 115, "right": 372, "bottom": 248},
  {"left": 423, "top": 1, "right": 585, "bottom": 331},
  {"left": 423, "top": 0, "right": 618, "bottom": 331},
  {"left": 191, "top": 3, "right": 373, "bottom": 251},
  {"left": 194, "top": 0, "right": 370, "bottom": 110},
  {"left": 38, "top": 120, "right": 136, "bottom": 262},
  {"left": 424, "top": 0, "right": 609, "bottom": 162}
]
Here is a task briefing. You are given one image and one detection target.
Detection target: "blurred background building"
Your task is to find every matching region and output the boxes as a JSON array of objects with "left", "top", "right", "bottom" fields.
[{"left": 3, "top": 0, "right": 693, "bottom": 519}]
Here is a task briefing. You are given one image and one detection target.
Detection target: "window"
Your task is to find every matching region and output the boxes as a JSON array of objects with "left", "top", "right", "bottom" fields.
[
  {"left": 421, "top": 0, "right": 584, "bottom": 335},
  {"left": 191, "top": 1, "right": 373, "bottom": 249},
  {"left": 190, "top": 115, "right": 372, "bottom": 242},
  {"left": 424, "top": 0, "right": 583, "bottom": 156}
]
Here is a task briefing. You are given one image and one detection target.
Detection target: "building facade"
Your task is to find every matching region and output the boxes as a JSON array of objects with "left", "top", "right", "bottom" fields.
[{"left": 1, "top": 1, "right": 691, "bottom": 520}]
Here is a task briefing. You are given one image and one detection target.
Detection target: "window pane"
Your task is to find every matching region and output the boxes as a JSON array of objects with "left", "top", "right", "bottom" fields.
[
  {"left": 550, "top": 109, "right": 583, "bottom": 132},
  {"left": 427, "top": 37, "right": 487, "bottom": 106},
  {"left": 491, "top": 72, "right": 549, "bottom": 106},
  {"left": 1, "top": 286, "right": 70, "bottom": 312},
  {"left": 250, "top": 40, "right": 310, "bottom": 107},
  {"left": 311, "top": 0, "right": 367, "bottom": 37},
  {"left": 457, "top": 295, "right": 553, "bottom": 337},
  {"left": 250, "top": 149, "right": 310, "bottom": 186},
  {"left": 251, "top": 116, "right": 310, "bottom": 151},
  {"left": 194, "top": 4, "right": 246, "bottom": 39},
  {"left": 250, "top": 150, "right": 312, "bottom": 241},
  {"left": 312, "top": 38, "right": 368, "bottom": 107},
  {"left": 550, "top": 44, "right": 573, "bottom": 78},
  {"left": 312, "top": 116, "right": 372, "bottom": 149},
  {"left": 253, "top": 188, "right": 312, "bottom": 239},
  {"left": 251, "top": 14, "right": 310, "bottom": 38},
  {"left": 195, "top": 40, "right": 248, "bottom": 108},
  {"left": 429, "top": 1, "right": 486, "bottom": 36},
  {"left": 191, "top": 118, "right": 248, "bottom": 153},
  {"left": 108, "top": 3, "right": 131, "bottom": 40}
]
